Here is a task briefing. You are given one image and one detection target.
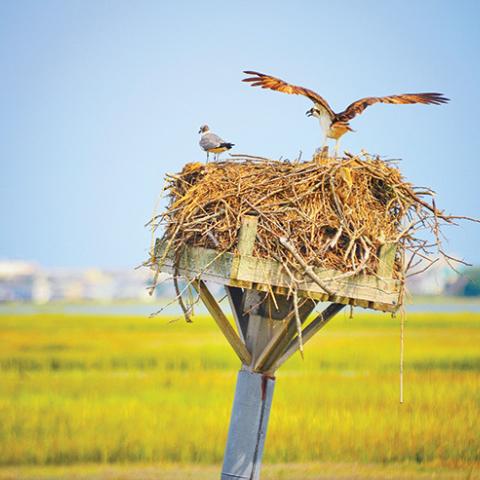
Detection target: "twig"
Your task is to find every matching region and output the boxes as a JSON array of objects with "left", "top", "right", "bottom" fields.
[{"left": 279, "top": 237, "right": 334, "bottom": 296}]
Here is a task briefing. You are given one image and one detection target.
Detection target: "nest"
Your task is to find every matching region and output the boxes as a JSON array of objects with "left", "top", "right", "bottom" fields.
[{"left": 147, "top": 152, "right": 473, "bottom": 319}]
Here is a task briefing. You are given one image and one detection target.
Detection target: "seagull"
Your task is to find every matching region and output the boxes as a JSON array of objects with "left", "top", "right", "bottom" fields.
[
  {"left": 242, "top": 70, "right": 449, "bottom": 156},
  {"left": 198, "top": 124, "right": 235, "bottom": 162}
]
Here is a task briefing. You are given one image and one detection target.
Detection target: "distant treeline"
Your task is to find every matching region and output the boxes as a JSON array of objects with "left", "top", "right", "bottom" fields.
[{"left": 449, "top": 267, "right": 480, "bottom": 296}]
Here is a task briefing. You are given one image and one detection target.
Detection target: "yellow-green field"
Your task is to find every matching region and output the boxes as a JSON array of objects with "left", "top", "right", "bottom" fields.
[{"left": 0, "top": 310, "right": 479, "bottom": 479}]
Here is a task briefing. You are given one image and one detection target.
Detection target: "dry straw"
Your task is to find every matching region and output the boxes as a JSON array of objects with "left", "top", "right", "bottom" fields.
[{"left": 146, "top": 152, "right": 475, "bottom": 320}]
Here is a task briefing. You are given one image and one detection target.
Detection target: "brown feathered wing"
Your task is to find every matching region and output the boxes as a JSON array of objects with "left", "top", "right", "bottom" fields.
[
  {"left": 336, "top": 93, "right": 449, "bottom": 122},
  {"left": 242, "top": 70, "right": 335, "bottom": 119}
]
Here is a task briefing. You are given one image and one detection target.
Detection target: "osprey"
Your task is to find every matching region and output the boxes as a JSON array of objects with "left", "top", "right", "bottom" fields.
[
  {"left": 198, "top": 124, "right": 235, "bottom": 162},
  {"left": 242, "top": 70, "right": 449, "bottom": 155}
]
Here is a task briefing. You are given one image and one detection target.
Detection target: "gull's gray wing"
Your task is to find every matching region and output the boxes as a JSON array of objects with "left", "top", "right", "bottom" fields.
[{"left": 199, "top": 132, "right": 224, "bottom": 151}]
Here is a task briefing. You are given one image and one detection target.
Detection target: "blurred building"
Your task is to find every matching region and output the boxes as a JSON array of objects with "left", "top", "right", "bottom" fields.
[
  {"left": 0, "top": 260, "right": 165, "bottom": 303},
  {"left": 0, "top": 260, "right": 46, "bottom": 302},
  {"left": 405, "top": 257, "right": 461, "bottom": 295}
]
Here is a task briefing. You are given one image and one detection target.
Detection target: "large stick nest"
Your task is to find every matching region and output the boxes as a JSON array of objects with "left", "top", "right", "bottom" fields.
[{"left": 147, "top": 152, "right": 472, "bottom": 317}]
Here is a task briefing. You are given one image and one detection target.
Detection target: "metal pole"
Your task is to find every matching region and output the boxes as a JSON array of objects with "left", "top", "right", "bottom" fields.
[{"left": 221, "top": 369, "right": 275, "bottom": 480}]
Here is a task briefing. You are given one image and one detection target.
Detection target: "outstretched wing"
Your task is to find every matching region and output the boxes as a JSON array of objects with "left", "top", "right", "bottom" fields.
[
  {"left": 242, "top": 70, "right": 335, "bottom": 119},
  {"left": 337, "top": 93, "right": 449, "bottom": 122}
]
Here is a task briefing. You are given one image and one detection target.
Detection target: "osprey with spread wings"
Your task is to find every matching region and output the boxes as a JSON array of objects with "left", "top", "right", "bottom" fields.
[{"left": 242, "top": 71, "right": 449, "bottom": 154}]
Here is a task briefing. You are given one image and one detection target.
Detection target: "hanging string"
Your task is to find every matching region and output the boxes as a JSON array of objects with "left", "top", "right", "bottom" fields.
[{"left": 399, "top": 308, "right": 405, "bottom": 404}]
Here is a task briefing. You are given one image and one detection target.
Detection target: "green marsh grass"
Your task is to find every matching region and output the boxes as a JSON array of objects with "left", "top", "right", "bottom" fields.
[{"left": 0, "top": 311, "right": 478, "bottom": 469}]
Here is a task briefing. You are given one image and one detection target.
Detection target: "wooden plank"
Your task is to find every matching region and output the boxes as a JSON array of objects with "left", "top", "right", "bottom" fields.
[
  {"left": 272, "top": 303, "right": 345, "bottom": 370},
  {"left": 259, "top": 293, "right": 297, "bottom": 321},
  {"left": 237, "top": 215, "right": 259, "bottom": 256},
  {"left": 153, "top": 241, "right": 401, "bottom": 312},
  {"left": 154, "top": 240, "right": 399, "bottom": 298},
  {"left": 377, "top": 243, "right": 397, "bottom": 278},
  {"left": 253, "top": 297, "right": 316, "bottom": 373},
  {"left": 242, "top": 290, "right": 275, "bottom": 367},
  {"left": 192, "top": 280, "right": 252, "bottom": 366},
  {"left": 279, "top": 237, "right": 333, "bottom": 295},
  {"left": 248, "top": 284, "right": 397, "bottom": 312},
  {"left": 155, "top": 241, "right": 235, "bottom": 282},
  {"left": 225, "top": 286, "right": 249, "bottom": 342},
  {"left": 235, "top": 254, "right": 399, "bottom": 306}
]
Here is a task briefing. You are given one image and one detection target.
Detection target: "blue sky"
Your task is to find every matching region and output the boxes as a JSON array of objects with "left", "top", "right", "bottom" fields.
[{"left": 1, "top": 0, "right": 479, "bottom": 268}]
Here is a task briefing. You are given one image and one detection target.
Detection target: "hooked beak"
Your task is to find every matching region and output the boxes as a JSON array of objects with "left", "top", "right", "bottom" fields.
[{"left": 306, "top": 109, "right": 313, "bottom": 117}]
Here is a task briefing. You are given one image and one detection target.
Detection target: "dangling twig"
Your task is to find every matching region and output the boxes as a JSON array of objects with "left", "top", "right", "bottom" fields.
[
  {"left": 400, "top": 308, "right": 405, "bottom": 404},
  {"left": 279, "top": 237, "right": 334, "bottom": 296}
]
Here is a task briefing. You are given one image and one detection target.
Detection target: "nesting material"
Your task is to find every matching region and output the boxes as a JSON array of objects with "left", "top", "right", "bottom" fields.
[{"left": 147, "top": 152, "right": 468, "bottom": 316}]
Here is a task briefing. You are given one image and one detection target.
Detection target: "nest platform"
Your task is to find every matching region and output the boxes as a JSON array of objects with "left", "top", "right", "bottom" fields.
[
  {"left": 154, "top": 215, "right": 400, "bottom": 312},
  {"left": 149, "top": 153, "right": 418, "bottom": 316}
]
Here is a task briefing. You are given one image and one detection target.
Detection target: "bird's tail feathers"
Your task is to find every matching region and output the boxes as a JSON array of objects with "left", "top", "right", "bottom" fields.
[{"left": 220, "top": 142, "right": 235, "bottom": 149}]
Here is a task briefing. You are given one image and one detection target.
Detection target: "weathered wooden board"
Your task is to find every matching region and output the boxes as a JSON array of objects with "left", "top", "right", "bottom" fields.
[
  {"left": 153, "top": 238, "right": 401, "bottom": 312},
  {"left": 377, "top": 243, "right": 397, "bottom": 278},
  {"left": 234, "top": 254, "right": 399, "bottom": 306},
  {"left": 155, "top": 238, "right": 234, "bottom": 283},
  {"left": 192, "top": 280, "right": 251, "bottom": 365}
]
